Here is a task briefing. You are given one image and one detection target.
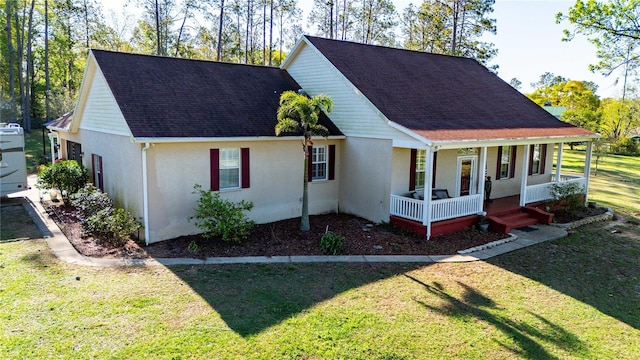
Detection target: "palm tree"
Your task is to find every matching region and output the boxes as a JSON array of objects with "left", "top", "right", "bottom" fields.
[{"left": 275, "top": 90, "right": 334, "bottom": 231}]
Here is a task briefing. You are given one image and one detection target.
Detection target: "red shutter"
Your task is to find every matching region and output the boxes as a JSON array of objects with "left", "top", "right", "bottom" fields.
[
  {"left": 432, "top": 151, "right": 438, "bottom": 187},
  {"left": 495, "top": 146, "right": 503, "bottom": 179},
  {"left": 510, "top": 146, "right": 517, "bottom": 179},
  {"left": 328, "top": 144, "right": 335, "bottom": 180},
  {"left": 541, "top": 144, "right": 547, "bottom": 174},
  {"left": 210, "top": 149, "right": 219, "bottom": 191},
  {"left": 241, "top": 147, "right": 250, "bottom": 188},
  {"left": 409, "top": 149, "right": 417, "bottom": 190},
  {"left": 307, "top": 146, "right": 313, "bottom": 182}
]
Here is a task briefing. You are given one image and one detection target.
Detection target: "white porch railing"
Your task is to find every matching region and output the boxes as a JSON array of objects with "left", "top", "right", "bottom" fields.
[
  {"left": 525, "top": 176, "right": 587, "bottom": 204},
  {"left": 390, "top": 194, "right": 423, "bottom": 222},
  {"left": 431, "top": 194, "right": 483, "bottom": 222},
  {"left": 390, "top": 193, "right": 483, "bottom": 223}
]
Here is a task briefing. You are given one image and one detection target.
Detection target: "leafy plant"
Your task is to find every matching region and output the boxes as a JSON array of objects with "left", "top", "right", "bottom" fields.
[
  {"left": 320, "top": 231, "right": 345, "bottom": 255},
  {"left": 86, "top": 208, "right": 141, "bottom": 247},
  {"left": 37, "top": 160, "right": 89, "bottom": 202},
  {"left": 550, "top": 181, "right": 586, "bottom": 213},
  {"left": 189, "top": 184, "right": 255, "bottom": 243},
  {"left": 188, "top": 240, "right": 199, "bottom": 254},
  {"left": 70, "top": 184, "right": 113, "bottom": 220}
]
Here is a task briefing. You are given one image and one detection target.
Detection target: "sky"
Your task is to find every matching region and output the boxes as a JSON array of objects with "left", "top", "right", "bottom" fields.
[{"left": 100, "top": 0, "right": 622, "bottom": 98}]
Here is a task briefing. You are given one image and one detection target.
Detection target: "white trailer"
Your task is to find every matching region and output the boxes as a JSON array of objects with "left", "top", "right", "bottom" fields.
[{"left": 0, "top": 123, "right": 28, "bottom": 197}]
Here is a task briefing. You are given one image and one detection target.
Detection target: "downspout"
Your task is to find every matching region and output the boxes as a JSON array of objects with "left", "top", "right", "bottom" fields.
[{"left": 142, "top": 143, "right": 151, "bottom": 245}]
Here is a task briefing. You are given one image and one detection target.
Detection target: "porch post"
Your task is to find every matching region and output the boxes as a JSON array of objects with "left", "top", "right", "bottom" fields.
[
  {"left": 555, "top": 143, "right": 564, "bottom": 182},
  {"left": 519, "top": 145, "right": 530, "bottom": 206},
  {"left": 478, "top": 146, "right": 487, "bottom": 212},
  {"left": 423, "top": 147, "right": 435, "bottom": 239},
  {"left": 584, "top": 140, "right": 593, "bottom": 205}
]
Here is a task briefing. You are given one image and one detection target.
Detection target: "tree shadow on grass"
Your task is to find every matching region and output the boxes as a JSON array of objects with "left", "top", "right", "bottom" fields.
[
  {"left": 405, "top": 275, "right": 588, "bottom": 359},
  {"left": 168, "top": 262, "right": 422, "bottom": 337},
  {"left": 488, "top": 222, "right": 640, "bottom": 330}
]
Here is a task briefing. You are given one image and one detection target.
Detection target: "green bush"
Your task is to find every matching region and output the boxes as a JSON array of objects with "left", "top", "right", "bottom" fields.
[
  {"left": 550, "top": 181, "right": 585, "bottom": 212},
  {"left": 86, "top": 207, "right": 141, "bottom": 247},
  {"left": 70, "top": 184, "right": 113, "bottom": 220},
  {"left": 320, "top": 231, "right": 345, "bottom": 255},
  {"left": 610, "top": 137, "right": 640, "bottom": 156},
  {"left": 37, "top": 160, "right": 89, "bottom": 200},
  {"left": 189, "top": 184, "right": 255, "bottom": 243}
]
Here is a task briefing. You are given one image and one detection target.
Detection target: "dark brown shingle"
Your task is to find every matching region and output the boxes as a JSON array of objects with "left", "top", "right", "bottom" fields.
[
  {"left": 91, "top": 50, "right": 341, "bottom": 139},
  {"left": 305, "top": 36, "right": 595, "bottom": 141}
]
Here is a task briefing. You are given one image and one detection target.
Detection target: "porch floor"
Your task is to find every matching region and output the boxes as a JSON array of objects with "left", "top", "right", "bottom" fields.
[{"left": 483, "top": 195, "right": 521, "bottom": 216}]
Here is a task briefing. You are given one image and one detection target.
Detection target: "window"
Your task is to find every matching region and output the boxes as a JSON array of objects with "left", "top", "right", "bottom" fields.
[
  {"left": 210, "top": 148, "right": 250, "bottom": 191},
  {"left": 496, "top": 146, "right": 516, "bottom": 180},
  {"left": 415, "top": 149, "right": 427, "bottom": 190},
  {"left": 220, "top": 148, "right": 240, "bottom": 189},
  {"left": 92, "top": 154, "right": 103, "bottom": 192},
  {"left": 307, "top": 144, "right": 335, "bottom": 182},
  {"left": 529, "top": 144, "right": 547, "bottom": 175},
  {"left": 311, "top": 146, "right": 328, "bottom": 181},
  {"left": 409, "top": 149, "right": 436, "bottom": 191}
]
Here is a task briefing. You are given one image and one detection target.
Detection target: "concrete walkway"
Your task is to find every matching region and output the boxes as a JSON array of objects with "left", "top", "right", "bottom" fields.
[{"left": 10, "top": 176, "right": 569, "bottom": 267}]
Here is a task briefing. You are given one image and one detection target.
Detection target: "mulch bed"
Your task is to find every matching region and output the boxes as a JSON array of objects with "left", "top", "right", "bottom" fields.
[{"left": 46, "top": 203, "right": 509, "bottom": 259}]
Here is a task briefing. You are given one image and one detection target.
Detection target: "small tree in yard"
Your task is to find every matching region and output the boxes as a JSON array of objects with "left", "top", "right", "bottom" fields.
[
  {"left": 189, "top": 184, "right": 255, "bottom": 243},
  {"left": 275, "top": 90, "right": 334, "bottom": 231},
  {"left": 37, "top": 160, "right": 89, "bottom": 203}
]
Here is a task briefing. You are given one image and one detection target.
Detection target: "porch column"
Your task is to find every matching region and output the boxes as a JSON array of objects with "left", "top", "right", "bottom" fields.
[
  {"left": 519, "top": 145, "right": 530, "bottom": 206},
  {"left": 47, "top": 132, "right": 57, "bottom": 164},
  {"left": 478, "top": 146, "right": 488, "bottom": 212},
  {"left": 423, "top": 147, "right": 435, "bottom": 239},
  {"left": 584, "top": 140, "right": 593, "bottom": 205},
  {"left": 555, "top": 142, "right": 564, "bottom": 182}
]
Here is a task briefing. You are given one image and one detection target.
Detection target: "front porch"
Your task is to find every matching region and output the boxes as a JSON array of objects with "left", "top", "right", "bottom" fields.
[{"left": 390, "top": 174, "right": 588, "bottom": 237}]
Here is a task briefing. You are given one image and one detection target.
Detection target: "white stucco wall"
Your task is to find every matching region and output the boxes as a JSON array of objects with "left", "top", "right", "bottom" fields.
[
  {"left": 145, "top": 139, "right": 341, "bottom": 243},
  {"left": 339, "top": 137, "right": 393, "bottom": 223}
]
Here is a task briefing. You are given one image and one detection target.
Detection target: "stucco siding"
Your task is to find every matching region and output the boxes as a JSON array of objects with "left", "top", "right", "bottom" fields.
[
  {"left": 285, "top": 43, "right": 416, "bottom": 143},
  {"left": 56, "top": 130, "right": 143, "bottom": 218},
  {"left": 339, "top": 137, "right": 392, "bottom": 223},
  {"left": 79, "top": 68, "right": 131, "bottom": 136},
  {"left": 146, "top": 139, "right": 341, "bottom": 243}
]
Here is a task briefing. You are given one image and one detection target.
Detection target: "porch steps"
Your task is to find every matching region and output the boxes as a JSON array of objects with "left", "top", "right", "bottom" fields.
[{"left": 488, "top": 206, "right": 554, "bottom": 234}]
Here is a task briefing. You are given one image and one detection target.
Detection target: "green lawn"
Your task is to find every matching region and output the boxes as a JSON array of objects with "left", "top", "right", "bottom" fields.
[
  {"left": 23, "top": 129, "right": 50, "bottom": 174},
  {"left": 1, "top": 218, "right": 639, "bottom": 359},
  {"left": 556, "top": 146, "right": 640, "bottom": 215}
]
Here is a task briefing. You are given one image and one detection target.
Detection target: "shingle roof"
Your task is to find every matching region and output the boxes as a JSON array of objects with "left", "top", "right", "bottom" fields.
[
  {"left": 91, "top": 50, "right": 342, "bottom": 139},
  {"left": 45, "top": 111, "right": 74, "bottom": 131},
  {"left": 305, "top": 36, "right": 596, "bottom": 142}
]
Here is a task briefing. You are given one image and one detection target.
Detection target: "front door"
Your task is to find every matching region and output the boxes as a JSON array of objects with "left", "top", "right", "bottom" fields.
[{"left": 457, "top": 156, "right": 477, "bottom": 197}]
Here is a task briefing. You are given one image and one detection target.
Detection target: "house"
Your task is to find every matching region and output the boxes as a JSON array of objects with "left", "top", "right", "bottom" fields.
[{"left": 48, "top": 36, "right": 599, "bottom": 243}]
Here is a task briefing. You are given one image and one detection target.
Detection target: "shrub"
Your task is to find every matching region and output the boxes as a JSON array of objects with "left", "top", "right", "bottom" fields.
[
  {"left": 189, "top": 184, "right": 255, "bottom": 243},
  {"left": 70, "top": 184, "right": 113, "bottom": 220},
  {"left": 320, "top": 231, "right": 345, "bottom": 255},
  {"left": 550, "top": 181, "right": 585, "bottom": 212},
  {"left": 37, "top": 160, "right": 89, "bottom": 199},
  {"left": 610, "top": 137, "right": 640, "bottom": 156},
  {"left": 86, "top": 207, "right": 141, "bottom": 247}
]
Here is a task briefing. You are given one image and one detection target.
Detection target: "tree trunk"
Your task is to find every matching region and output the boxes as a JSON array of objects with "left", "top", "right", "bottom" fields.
[
  {"left": 45, "top": 0, "right": 50, "bottom": 123},
  {"left": 155, "top": 0, "right": 161, "bottom": 55},
  {"left": 262, "top": 0, "right": 266, "bottom": 65},
  {"left": 301, "top": 142, "right": 310, "bottom": 231},
  {"left": 217, "top": 0, "right": 225, "bottom": 61},
  {"left": 268, "top": 0, "right": 273, "bottom": 66},
  {"left": 5, "top": 1, "right": 16, "bottom": 122}
]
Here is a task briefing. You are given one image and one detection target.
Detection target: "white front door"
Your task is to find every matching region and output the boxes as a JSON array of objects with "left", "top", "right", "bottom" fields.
[{"left": 457, "top": 156, "right": 477, "bottom": 197}]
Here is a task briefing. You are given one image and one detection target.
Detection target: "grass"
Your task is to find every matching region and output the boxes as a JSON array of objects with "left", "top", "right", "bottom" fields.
[
  {"left": 23, "top": 129, "right": 50, "bottom": 174},
  {"left": 556, "top": 145, "right": 640, "bottom": 215},
  {"left": 1, "top": 218, "right": 639, "bottom": 359}
]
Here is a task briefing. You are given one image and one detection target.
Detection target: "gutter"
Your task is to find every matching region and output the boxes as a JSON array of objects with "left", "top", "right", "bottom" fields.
[
  {"left": 142, "top": 142, "right": 151, "bottom": 245},
  {"left": 131, "top": 135, "right": 346, "bottom": 144}
]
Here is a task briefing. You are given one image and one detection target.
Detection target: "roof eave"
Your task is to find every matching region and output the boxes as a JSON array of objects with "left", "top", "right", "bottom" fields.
[
  {"left": 131, "top": 135, "right": 347, "bottom": 144},
  {"left": 433, "top": 133, "right": 601, "bottom": 150}
]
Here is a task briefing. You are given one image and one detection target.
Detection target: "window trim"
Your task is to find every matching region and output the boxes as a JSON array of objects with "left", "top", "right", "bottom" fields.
[
  {"left": 311, "top": 145, "right": 328, "bottom": 181},
  {"left": 307, "top": 144, "right": 335, "bottom": 182},
  {"left": 409, "top": 149, "right": 436, "bottom": 191}
]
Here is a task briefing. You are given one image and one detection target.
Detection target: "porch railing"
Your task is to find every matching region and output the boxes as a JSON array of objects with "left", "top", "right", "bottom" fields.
[
  {"left": 390, "top": 193, "right": 483, "bottom": 223},
  {"left": 390, "top": 194, "right": 423, "bottom": 222},
  {"left": 525, "top": 176, "right": 587, "bottom": 204},
  {"left": 431, "top": 194, "right": 483, "bottom": 222}
]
